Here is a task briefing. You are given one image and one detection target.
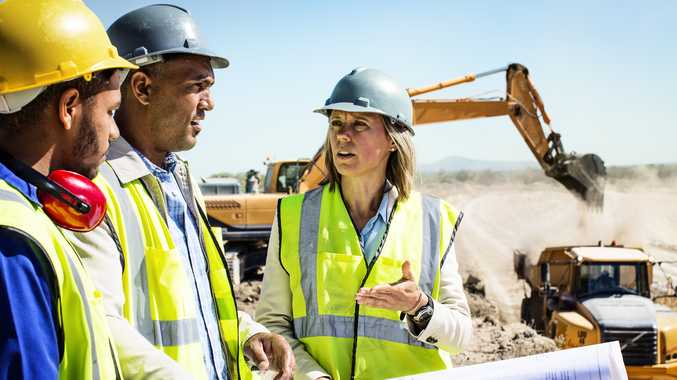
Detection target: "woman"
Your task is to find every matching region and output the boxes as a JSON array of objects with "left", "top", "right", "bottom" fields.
[{"left": 256, "top": 68, "right": 472, "bottom": 380}]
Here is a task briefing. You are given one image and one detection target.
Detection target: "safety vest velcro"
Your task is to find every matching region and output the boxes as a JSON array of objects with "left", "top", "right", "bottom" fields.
[
  {"left": 0, "top": 181, "right": 122, "bottom": 380},
  {"left": 94, "top": 162, "right": 250, "bottom": 380},
  {"left": 279, "top": 185, "right": 462, "bottom": 380}
]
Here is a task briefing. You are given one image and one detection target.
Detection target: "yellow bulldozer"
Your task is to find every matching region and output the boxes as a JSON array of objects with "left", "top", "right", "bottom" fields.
[
  {"left": 205, "top": 63, "right": 607, "bottom": 278},
  {"left": 514, "top": 243, "right": 677, "bottom": 379}
]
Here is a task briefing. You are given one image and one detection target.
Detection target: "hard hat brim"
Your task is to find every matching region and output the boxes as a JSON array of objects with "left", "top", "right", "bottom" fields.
[
  {"left": 0, "top": 56, "right": 138, "bottom": 96},
  {"left": 314, "top": 102, "right": 389, "bottom": 117},
  {"left": 314, "top": 102, "right": 415, "bottom": 135},
  {"left": 131, "top": 47, "right": 229, "bottom": 69}
]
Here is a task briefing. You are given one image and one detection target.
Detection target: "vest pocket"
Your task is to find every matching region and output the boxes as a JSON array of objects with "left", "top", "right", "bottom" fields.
[
  {"left": 144, "top": 247, "right": 196, "bottom": 318},
  {"left": 316, "top": 251, "right": 365, "bottom": 315}
]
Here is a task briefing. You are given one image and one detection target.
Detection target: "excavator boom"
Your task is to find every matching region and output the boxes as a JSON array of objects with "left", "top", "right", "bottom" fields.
[{"left": 408, "top": 63, "right": 606, "bottom": 208}]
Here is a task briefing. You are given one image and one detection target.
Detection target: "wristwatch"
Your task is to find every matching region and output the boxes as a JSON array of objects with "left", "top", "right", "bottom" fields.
[{"left": 410, "top": 293, "right": 434, "bottom": 325}]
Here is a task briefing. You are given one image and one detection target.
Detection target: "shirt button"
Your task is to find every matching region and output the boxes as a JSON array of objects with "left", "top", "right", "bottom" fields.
[{"left": 426, "top": 337, "right": 438, "bottom": 344}]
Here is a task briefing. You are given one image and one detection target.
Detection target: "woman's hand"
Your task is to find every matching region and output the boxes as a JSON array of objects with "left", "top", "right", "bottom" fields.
[{"left": 355, "top": 261, "right": 426, "bottom": 313}]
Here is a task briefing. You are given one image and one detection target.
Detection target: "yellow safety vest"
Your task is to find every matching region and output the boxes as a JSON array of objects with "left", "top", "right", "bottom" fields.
[
  {"left": 0, "top": 180, "right": 122, "bottom": 380},
  {"left": 94, "top": 162, "right": 251, "bottom": 380},
  {"left": 279, "top": 185, "right": 462, "bottom": 380}
]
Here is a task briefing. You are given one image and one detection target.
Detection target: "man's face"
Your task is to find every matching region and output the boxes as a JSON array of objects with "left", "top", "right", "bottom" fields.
[
  {"left": 64, "top": 71, "right": 124, "bottom": 179},
  {"left": 147, "top": 56, "right": 215, "bottom": 153}
]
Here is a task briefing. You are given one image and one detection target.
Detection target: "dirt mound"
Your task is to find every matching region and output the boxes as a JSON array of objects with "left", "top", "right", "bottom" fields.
[{"left": 453, "top": 275, "right": 557, "bottom": 366}]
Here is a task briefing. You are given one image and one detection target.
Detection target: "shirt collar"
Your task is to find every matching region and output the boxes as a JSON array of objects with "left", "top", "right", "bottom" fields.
[
  {"left": 376, "top": 191, "right": 390, "bottom": 222},
  {"left": 134, "top": 148, "right": 178, "bottom": 183},
  {"left": 0, "top": 160, "right": 41, "bottom": 205}
]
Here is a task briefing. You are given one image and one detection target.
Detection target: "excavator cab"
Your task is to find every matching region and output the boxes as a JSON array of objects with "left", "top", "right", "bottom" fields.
[{"left": 410, "top": 63, "right": 607, "bottom": 209}]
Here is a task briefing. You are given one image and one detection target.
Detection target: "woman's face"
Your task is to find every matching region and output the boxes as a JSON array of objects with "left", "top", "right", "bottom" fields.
[{"left": 328, "top": 110, "right": 393, "bottom": 179}]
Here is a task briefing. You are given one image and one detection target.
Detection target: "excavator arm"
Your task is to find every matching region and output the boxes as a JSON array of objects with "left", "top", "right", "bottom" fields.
[
  {"left": 409, "top": 63, "right": 606, "bottom": 208},
  {"left": 299, "top": 63, "right": 606, "bottom": 208}
]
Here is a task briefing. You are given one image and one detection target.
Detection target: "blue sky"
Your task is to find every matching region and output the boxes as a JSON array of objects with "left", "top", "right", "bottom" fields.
[{"left": 88, "top": 1, "right": 676, "bottom": 177}]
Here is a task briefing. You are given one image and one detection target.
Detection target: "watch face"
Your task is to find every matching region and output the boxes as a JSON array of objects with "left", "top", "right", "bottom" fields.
[{"left": 413, "top": 306, "right": 434, "bottom": 323}]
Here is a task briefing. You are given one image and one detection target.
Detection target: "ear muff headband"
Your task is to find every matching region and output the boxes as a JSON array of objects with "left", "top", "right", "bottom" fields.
[{"left": 0, "top": 151, "right": 90, "bottom": 213}]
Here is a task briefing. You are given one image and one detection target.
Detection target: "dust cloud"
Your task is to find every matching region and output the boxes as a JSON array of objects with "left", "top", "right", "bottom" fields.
[{"left": 421, "top": 169, "right": 677, "bottom": 323}]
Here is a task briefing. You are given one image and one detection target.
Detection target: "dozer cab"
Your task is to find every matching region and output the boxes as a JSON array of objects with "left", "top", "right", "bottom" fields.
[
  {"left": 514, "top": 244, "right": 677, "bottom": 379},
  {"left": 205, "top": 64, "right": 607, "bottom": 280}
]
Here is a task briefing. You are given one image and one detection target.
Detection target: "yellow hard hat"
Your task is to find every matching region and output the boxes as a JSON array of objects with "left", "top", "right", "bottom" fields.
[{"left": 0, "top": 0, "right": 137, "bottom": 97}]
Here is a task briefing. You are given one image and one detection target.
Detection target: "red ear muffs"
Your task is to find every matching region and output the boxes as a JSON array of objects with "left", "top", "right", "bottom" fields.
[
  {"left": 0, "top": 152, "right": 106, "bottom": 232},
  {"left": 38, "top": 170, "right": 107, "bottom": 232}
]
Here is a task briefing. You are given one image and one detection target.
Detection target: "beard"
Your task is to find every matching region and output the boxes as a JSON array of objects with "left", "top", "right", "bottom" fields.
[{"left": 69, "top": 112, "right": 101, "bottom": 179}]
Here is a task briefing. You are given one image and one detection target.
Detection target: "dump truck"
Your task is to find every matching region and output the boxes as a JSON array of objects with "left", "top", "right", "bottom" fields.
[
  {"left": 206, "top": 63, "right": 607, "bottom": 279},
  {"left": 514, "top": 243, "right": 677, "bottom": 379}
]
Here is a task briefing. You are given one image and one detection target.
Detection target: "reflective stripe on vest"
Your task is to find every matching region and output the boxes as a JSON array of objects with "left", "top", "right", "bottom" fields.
[
  {"left": 98, "top": 164, "right": 201, "bottom": 347},
  {"left": 280, "top": 185, "right": 460, "bottom": 379},
  {"left": 96, "top": 163, "right": 250, "bottom": 380},
  {"left": 0, "top": 183, "right": 121, "bottom": 380}
]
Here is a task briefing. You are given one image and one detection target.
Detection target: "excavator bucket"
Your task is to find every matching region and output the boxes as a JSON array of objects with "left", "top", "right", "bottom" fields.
[{"left": 547, "top": 151, "right": 607, "bottom": 209}]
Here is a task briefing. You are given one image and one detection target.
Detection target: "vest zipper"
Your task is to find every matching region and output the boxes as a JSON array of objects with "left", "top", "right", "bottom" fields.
[{"left": 349, "top": 201, "right": 399, "bottom": 380}]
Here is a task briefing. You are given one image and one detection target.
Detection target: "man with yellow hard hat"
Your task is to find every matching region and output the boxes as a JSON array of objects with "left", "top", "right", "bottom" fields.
[{"left": 0, "top": 0, "right": 137, "bottom": 379}]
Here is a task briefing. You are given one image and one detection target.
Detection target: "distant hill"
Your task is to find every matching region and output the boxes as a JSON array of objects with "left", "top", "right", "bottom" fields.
[{"left": 418, "top": 156, "right": 537, "bottom": 173}]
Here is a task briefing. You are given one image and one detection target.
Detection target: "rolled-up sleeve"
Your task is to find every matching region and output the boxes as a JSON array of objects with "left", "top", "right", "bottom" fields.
[{"left": 255, "top": 213, "right": 330, "bottom": 380}]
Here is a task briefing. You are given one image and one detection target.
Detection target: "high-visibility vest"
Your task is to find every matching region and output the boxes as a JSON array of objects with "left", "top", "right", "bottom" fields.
[
  {"left": 279, "top": 185, "right": 462, "bottom": 380},
  {"left": 94, "top": 162, "right": 250, "bottom": 380},
  {"left": 0, "top": 180, "right": 122, "bottom": 380}
]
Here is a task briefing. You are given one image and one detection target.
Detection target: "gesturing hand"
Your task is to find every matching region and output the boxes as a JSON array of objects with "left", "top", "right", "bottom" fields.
[
  {"left": 355, "top": 261, "right": 426, "bottom": 313},
  {"left": 244, "top": 332, "right": 295, "bottom": 380}
]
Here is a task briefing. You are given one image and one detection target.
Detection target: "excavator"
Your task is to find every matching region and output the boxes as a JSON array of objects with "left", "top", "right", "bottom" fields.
[{"left": 204, "top": 63, "right": 607, "bottom": 280}]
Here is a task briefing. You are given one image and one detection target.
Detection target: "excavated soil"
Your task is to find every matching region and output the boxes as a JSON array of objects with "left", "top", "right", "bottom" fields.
[{"left": 236, "top": 169, "right": 677, "bottom": 366}]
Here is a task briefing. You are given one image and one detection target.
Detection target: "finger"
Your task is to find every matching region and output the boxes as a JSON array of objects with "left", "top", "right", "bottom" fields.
[
  {"left": 272, "top": 337, "right": 295, "bottom": 380},
  {"left": 370, "top": 284, "right": 393, "bottom": 292},
  {"left": 247, "top": 338, "right": 270, "bottom": 372},
  {"left": 356, "top": 294, "right": 397, "bottom": 307},
  {"left": 356, "top": 292, "right": 392, "bottom": 303},
  {"left": 402, "top": 260, "right": 414, "bottom": 281},
  {"left": 369, "top": 287, "right": 409, "bottom": 298},
  {"left": 263, "top": 337, "right": 273, "bottom": 358}
]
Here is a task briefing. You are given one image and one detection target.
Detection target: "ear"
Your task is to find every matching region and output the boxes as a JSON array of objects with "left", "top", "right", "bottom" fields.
[
  {"left": 58, "top": 88, "right": 82, "bottom": 131},
  {"left": 129, "top": 71, "right": 152, "bottom": 106}
]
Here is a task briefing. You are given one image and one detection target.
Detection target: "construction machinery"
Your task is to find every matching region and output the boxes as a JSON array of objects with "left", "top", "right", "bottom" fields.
[
  {"left": 205, "top": 64, "right": 607, "bottom": 278},
  {"left": 514, "top": 243, "right": 677, "bottom": 379}
]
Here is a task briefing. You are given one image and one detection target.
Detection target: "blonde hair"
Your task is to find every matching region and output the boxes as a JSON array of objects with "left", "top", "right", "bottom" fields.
[{"left": 323, "top": 115, "right": 415, "bottom": 199}]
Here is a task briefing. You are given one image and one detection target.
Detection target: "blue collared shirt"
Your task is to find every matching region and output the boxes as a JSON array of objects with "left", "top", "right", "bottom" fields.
[
  {"left": 359, "top": 190, "right": 391, "bottom": 265},
  {"left": 136, "top": 152, "right": 228, "bottom": 380},
  {"left": 0, "top": 161, "right": 59, "bottom": 380}
]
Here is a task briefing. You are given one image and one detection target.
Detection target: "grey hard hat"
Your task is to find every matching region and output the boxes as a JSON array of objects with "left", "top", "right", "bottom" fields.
[
  {"left": 107, "top": 4, "right": 228, "bottom": 68},
  {"left": 315, "top": 67, "right": 414, "bottom": 134}
]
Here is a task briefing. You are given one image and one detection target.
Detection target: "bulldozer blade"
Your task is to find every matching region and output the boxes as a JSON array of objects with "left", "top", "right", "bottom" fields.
[{"left": 548, "top": 153, "right": 606, "bottom": 209}]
